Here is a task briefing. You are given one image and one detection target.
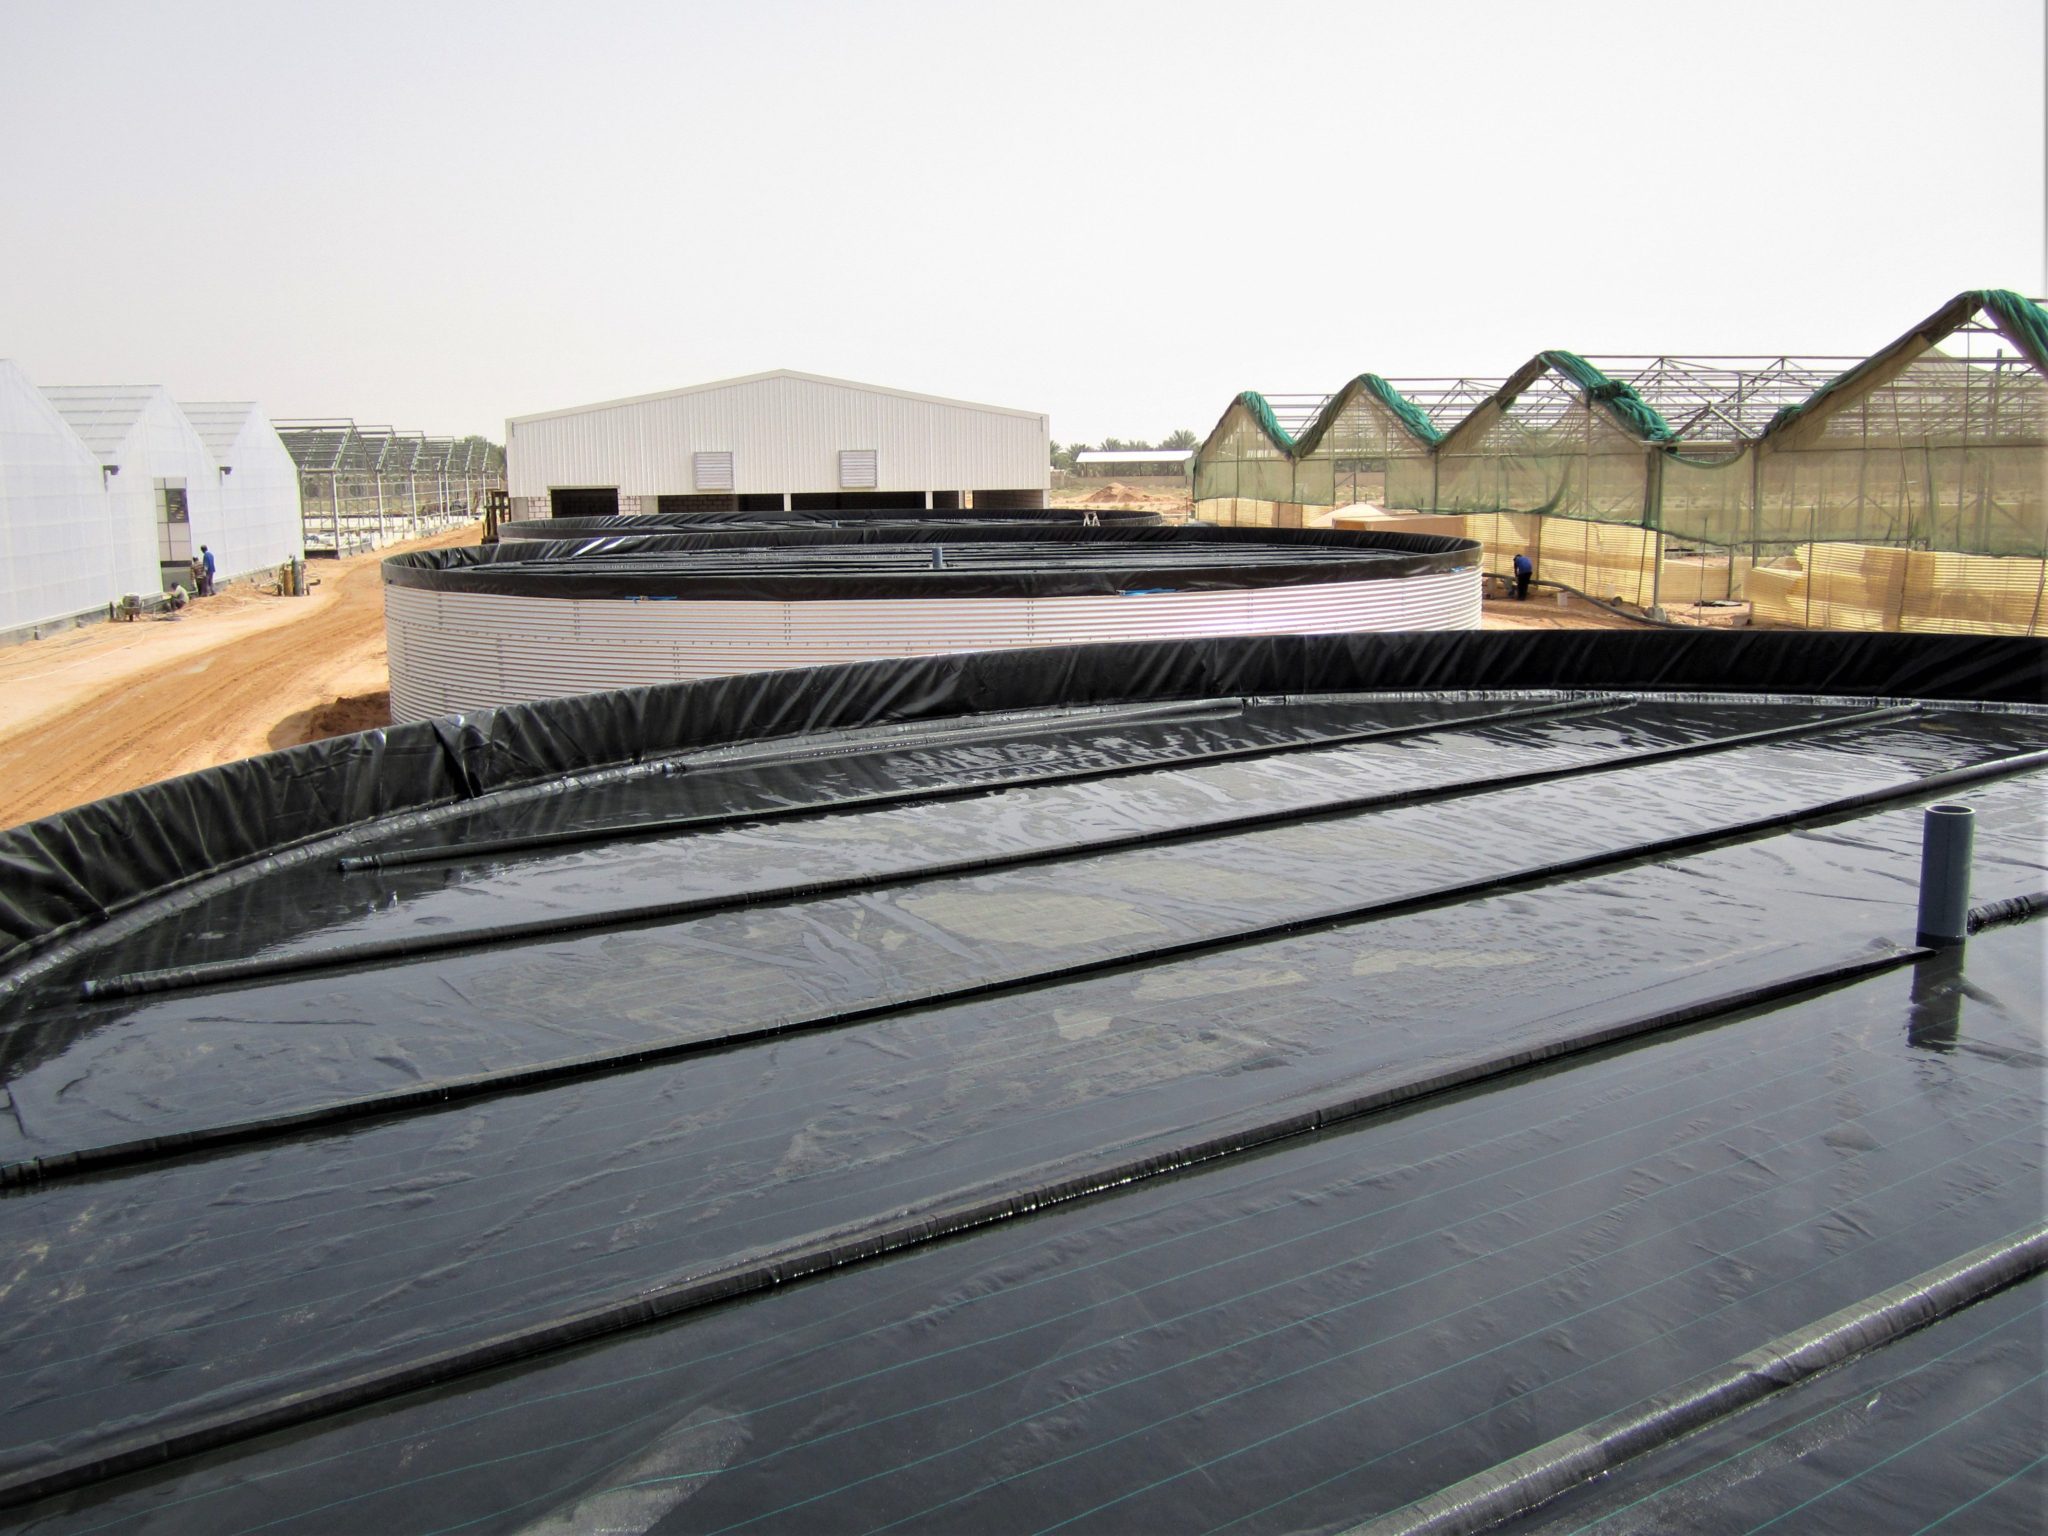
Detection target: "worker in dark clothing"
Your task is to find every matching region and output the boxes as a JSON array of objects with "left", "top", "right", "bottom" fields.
[
  {"left": 200, "top": 545, "right": 217, "bottom": 597},
  {"left": 1512, "top": 550, "right": 1534, "bottom": 601}
]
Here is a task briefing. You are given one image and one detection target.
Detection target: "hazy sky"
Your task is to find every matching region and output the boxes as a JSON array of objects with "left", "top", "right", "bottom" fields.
[{"left": 2, "top": 0, "right": 2041, "bottom": 445}]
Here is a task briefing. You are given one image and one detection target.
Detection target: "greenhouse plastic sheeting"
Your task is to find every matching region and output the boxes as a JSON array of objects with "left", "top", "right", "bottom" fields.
[{"left": 1, "top": 628, "right": 2042, "bottom": 972}]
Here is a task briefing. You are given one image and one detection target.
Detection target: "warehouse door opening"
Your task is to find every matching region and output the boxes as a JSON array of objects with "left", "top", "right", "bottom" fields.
[
  {"left": 549, "top": 487, "right": 619, "bottom": 518},
  {"left": 789, "top": 490, "right": 927, "bottom": 512}
]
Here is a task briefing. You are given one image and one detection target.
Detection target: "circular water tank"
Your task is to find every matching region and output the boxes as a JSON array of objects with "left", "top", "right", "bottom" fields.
[
  {"left": 385, "top": 523, "right": 1481, "bottom": 723},
  {"left": 496, "top": 505, "right": 1170, "bottom": 542}
]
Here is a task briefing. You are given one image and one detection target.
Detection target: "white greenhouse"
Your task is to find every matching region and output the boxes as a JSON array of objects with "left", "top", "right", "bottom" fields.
[
  {"left": 179, "top": 402, "right": 305, "bottom": 578},
  {"left": 42, "top": 384, "right": 219, "bottom": 598},
  {"left": 505, "top": 370, "right": 1050, "bottom": 521},
  {"left": 1, "top": 360, "right": 157, "bottom": 638}
]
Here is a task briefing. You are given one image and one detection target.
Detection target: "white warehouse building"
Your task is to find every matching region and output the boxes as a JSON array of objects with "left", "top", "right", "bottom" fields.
[{"left": 505, "top": 370, "right": 1050, "bottom": 520}]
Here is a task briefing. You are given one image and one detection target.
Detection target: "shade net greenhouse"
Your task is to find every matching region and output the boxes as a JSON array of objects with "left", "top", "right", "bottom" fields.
[
  {"left": 0, "top": 630, "right": 2042, "bottom": 1534},
  {"left": 1192, "top": 375, "right": 1467, "bottom": 522},
  {"left": 1194, "top": 291, "right": 2048, "bottom": 630}
]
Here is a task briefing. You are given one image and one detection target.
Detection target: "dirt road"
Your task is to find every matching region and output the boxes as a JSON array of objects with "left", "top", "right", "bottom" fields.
[
  {"left": 0, "top": 525, "right": 477, "bottom": 830},
  {"left": 0, "top": 521, "right": 1645, "bottom": 833},
  {"left": 1481, "top": 587, "right": 1647, "bottom": 631}
]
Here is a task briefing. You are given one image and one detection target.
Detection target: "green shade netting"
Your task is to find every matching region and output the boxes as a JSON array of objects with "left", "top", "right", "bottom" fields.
[
  {"left": 1977, "top": 290, "right": 2048, "bottom": 373},
  {"left": 1765, "top": 290, "right": 2048, "bottom": 437},
  {"left": 1537, "top": 351, "right": 1679, "bottom": 443},
  {"left": 1235, "top": 392, "right": 1295, "bottom": 453},
  {"left": 1357, "top": 375, "right": 1444, "bottom": 446}
]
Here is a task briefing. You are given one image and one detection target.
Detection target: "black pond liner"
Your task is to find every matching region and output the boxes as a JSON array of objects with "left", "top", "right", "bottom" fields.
[
  {"left": 496, "top": 506, "right": 1171, "bottom": 541},
  {"left": 8, "top": 923, "right": 2041, "bottom": 1534},
  {"left": 383, "top": 522, "right": 1480, "bottom": 602},
  {"left": 0, "top": 631, "right": 2042, "bottom": 1531},
  {"left": 1492, "top": 1273, "right": 2048, "bottom": 1535}
]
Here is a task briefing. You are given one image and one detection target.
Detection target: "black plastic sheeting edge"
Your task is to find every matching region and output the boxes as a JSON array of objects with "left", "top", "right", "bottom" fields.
[
  {"left": 335, "top": 695, "right": 1627, "bottom": 874},
  {"left": 1969, "top": 890, "right": 2048, "bottom": 932},
  {"left": 497, "top": 507, "right": 1169, "bottom": 537},
  {"left": 381, "top": 523, "right": 1481, "bottom": 602},
  {"left": 3, "top": 631, "right": 2042, "bottom": 985},
  {"left": 93, "top": 701, "right": 1917, "bottom": 1001},
  {"left": 1350, "top": 1225, "right": 2048, "bottom": 1536},
  {"left": 12, "top": 750, "right": 2042, "bottom": 1190},
  {"left": 0, "top": 944, "right": 1934, "bottom": 1512}
]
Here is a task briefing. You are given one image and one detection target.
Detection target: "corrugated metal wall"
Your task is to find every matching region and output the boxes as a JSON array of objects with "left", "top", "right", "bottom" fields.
[
  {"left": 385, "top": 570, "right": 1482, "bottom": 723},
  {"left": 506, "top": 374, "right": 1049, "bottom": 500}
]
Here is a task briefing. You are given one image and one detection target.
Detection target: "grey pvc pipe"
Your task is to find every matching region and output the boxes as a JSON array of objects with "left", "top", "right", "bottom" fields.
[
  {"left": 1916, "top": 803, "right": 1976, "bottom": 947},
  {"left": 335, "top": 694, "right": 1628, "bottom": 874},
  {"left": 1347, "top": 1224, "right": 2048, "bottom": 1536},
  {"left": 96, "top": 704, "right": 1920, "bottom": 1002},
  {"left": 0, "top": 945, "right": 1935, "bottom": 1508}
]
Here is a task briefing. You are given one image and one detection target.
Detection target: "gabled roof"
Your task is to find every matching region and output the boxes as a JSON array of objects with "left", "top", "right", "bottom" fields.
[
  {"left": 1762, "top": 290, "right": 2048, "bottom": 451},
  {"left": 1436, "top": 352, "right": 1678, "bottom": 454},
  {"left": 509, "top": 369, "right": 1046, "bottom": 427},
  {"left": 1199, "top": 375, "right": 1445, "bottom": 464},
  {"left": 39, "top": 385, "right": 162, "bottom": 460},
  {"left": 0, "top": 361, "right": 101, "bottom": 467},
  {"left": 178, "top": 402, "right": 261, "bottom": 461}
]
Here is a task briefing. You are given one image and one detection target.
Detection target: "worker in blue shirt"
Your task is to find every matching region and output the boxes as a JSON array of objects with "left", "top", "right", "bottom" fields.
[
  {"left": 1512, "top": 550, "right": 1533, "bottom": 601},
  {"left": 200, "top": 545, "right": 216, "bottom": 597}
]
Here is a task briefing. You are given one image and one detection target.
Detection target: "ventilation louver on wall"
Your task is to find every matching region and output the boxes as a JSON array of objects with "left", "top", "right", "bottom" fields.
[
  {"left": 693, "top": 451, "right": 734, "bottom": 492},
  {"left": 839, "top": 449, "right": 878, "bottom": 489}
]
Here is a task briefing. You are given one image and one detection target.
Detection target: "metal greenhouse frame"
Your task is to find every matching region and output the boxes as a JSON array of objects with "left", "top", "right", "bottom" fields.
[
  {"left": 1192, "top": 290, "right": 2048, "bottom": 632},
  {"left": 277, "top": 420, "right": 506, "bottom": 554}
]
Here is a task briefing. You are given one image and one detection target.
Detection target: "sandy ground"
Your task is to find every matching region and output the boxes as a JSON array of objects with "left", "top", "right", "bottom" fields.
[
  {"left": 0, "top": 517, "right": 1645, "bottom": 833},
  {"left": 1051, "top": 478, "right": 1194, "bottom": 516},
  {"left": 1481, "top": 586, "right": 1649, "bottom": 631},
  {"left": 0, "top": 524, "right": 478, "bottom": 830}
]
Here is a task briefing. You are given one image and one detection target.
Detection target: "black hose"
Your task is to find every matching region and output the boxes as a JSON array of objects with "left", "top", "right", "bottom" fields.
[
  {"left": 17, "top": 748, "right": 2037, "bottom": 1192},
  {"left": 1348, "top": 1225, "right": 2048, "bottom": 1536},
  {"left": 1969, "top": 890, "right": 2047, "bottom": 933},
  {"left": 335, "top": 694, "right": 1625, "bottom": 874},
  {"left": 0, "top": 945, "right": 1936, "bottom": 1512},
  {"left": 92, "top": 703, "right": 1914, "bottom": 1002}
]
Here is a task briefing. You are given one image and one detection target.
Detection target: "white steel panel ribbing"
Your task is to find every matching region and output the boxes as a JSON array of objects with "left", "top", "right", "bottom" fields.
[
  {"left": 505, "top": 372, "right": 1049, "bottom": 499},
  {"left": 385, "top": 569, "right": 1481, "bottom": 723}
]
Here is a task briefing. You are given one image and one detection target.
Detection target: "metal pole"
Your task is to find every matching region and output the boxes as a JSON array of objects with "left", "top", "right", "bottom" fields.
[
  {"left": 1647, "top": 449, "right": 1664, "bottom": 616},
  {"left": 1915, "top": 804, "right": 1975, "bottom": 948}
]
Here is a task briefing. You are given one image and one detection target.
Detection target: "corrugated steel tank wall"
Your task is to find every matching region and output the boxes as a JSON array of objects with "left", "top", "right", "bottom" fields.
[
  {"left": 385, "top": 570, "right": 1482, "bottom": 724},
  {"left": 506, "top": 376, "right": 1049, "bottom": 500}
]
